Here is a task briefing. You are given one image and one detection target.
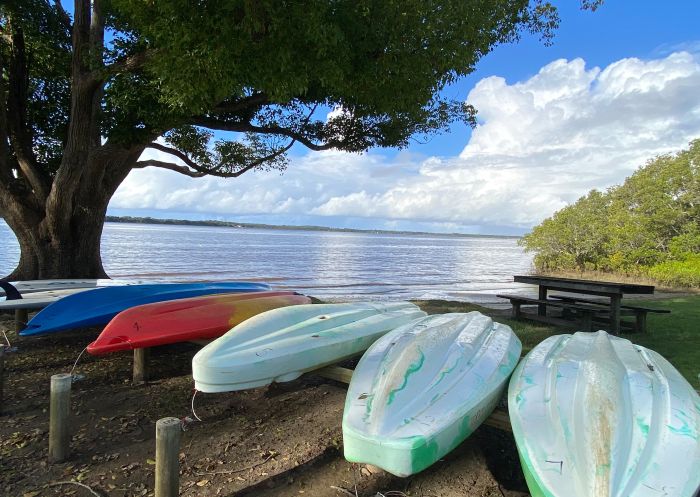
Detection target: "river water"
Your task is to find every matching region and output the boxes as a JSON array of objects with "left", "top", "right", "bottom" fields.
[{"left": 0, "top": 221, "right": 533, "bottom": 304}]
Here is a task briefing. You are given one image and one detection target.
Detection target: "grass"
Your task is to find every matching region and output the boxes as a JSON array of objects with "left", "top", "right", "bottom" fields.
[
  {"left": 413, "top": 296, "right": 700, "bottom": 388},
  {"left": 626, "top": 296, "right": 700, "bottom": 387}
]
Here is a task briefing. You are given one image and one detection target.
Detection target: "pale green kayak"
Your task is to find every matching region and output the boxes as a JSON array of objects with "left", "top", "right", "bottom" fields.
[
  {"left": 509, "top": 331, "right": 700, "bottom": 497},
  {"left": 343, "top": 312, "right": 521, "bottom": 477},
  {"left": 192, "top": 302, "right": 426, "bottom": 393}
]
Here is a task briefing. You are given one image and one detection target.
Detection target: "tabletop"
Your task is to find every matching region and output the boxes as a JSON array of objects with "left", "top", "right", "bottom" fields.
[{"left": 514, "top": 275, "right": 655, "bottom": 296}]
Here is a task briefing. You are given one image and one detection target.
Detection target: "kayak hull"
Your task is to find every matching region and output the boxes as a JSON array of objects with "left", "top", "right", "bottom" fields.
[
  {"left": 509, "top": 330, "right": 700, "bottom": 497},
  {"left": 192, "top": 302, "right": 426, "bottom": 393},
  {"left": 0, "top": 278, "right": 158, "bottom": 296},
  {"left": 21, "top": 282, "right": 270, "bottom": 336},
  {"left": 87, "top": 291, "right": 311, "bottom": 355},
  {"left": 343, "top": 312, "right": 521, "bottom": 477},
  {"left": 0, "top": 288, "right": 86, "bottom": 310}
]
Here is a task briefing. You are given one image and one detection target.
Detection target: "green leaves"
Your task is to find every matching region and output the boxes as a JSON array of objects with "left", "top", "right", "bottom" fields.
[{"left": 520, "top": 140, "right": 700, "bottom": 287}]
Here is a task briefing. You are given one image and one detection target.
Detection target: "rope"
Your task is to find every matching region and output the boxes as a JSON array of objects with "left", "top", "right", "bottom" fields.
[
  {"left": 69, "top": 346, "right": 87, "bottom": 380},
  {"left": 190, "top": 389, "right": 203, "bottom": 422},
  {"left": 1, "top": 329, "right": 11, "bottom": 348},
  {"left": 47, "top": 481, "right": 102, "bottom": 497}
]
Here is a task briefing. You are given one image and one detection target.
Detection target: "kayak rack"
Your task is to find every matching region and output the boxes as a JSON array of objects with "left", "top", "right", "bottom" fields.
[{"left": 314, "top": 365, "right": 512, "bottom": 432}]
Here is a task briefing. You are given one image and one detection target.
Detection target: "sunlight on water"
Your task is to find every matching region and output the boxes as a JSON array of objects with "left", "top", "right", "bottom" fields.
[{"left": 0, "top": 221, "right": 533, "bottom": 303}]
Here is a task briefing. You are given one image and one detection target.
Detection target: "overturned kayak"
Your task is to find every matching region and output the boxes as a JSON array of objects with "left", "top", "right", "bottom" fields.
[
  {"left": 87, "top": 291, "right": 311, "bottom": 355},
  {"left": 509, "top": 331, "right": 700, "bottom": 497},
  {"left": 0, "top": 288, "right": 87, "bottom": 310},
  {"left": 0, "top": 278, "right": 156, "bottom": 297},
  {"left": 193, "top": 302, "right": 426, "bottom": 393},
  {"left": 343, "top": 312, "right": 521, "bottom": 477},
  {"left": 20, "top": 282, "right": 271, "bottom": 336}
]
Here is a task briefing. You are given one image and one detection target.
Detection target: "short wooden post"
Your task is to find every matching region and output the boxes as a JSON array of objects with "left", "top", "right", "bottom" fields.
[
  {"left": 49, "top": 373, "right": 72, "bottom": 462},
  {"left": 512, "top": 301, "right": 521, "bottom": 319},
  {"left": 0, "top": 346, "right": 5, "bottom": 415},
  {"left": 581, "top": 310, "right": 593, "bottom": 333},
  {"left": 133, "top": 348, "right": 149, "bottom": 384},
  {"left": 635, "top": 310, "right": 647, "bottom": 334},
  {"left": 15, "top": 309, "right": 28, "bottom": 332},
  {"left": 537, "top": 286, "right": 548, "bottom": 316},
  {"left": 609, "top": 294, "right": 621, "bottom": 335},
  {"left": 155, "top": 417, "right": 181, "bottom": 497}
]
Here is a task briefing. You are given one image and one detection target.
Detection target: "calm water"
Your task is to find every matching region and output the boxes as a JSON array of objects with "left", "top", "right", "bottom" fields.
[{"left": 0, "top": 221, "right": 533, "bottom": 304}]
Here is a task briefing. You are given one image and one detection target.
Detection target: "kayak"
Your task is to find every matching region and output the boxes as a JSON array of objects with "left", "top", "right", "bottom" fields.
[
  {"left": 0, "top": 278, "right": 157, "bottom": 296},
  {"left": 192, "top": 302, "right": 426, "bottom": 393},
  {"left": 20, "top": 282, "right": 271, "bottom": 336},
  {"left": 509, "top": 330, "right": 700, "bottom": 497},
  {"left": 0, "top": 288, "right": 88, "bottom": 310},
  {"left": 343, "top": 312, "right": 521, "bottom": 477},
  {"left": 87, "top": 291, "right": 312, "bottom": 355}
]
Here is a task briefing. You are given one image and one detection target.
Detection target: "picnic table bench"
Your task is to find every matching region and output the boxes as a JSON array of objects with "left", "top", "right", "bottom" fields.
[{"left": 498, "top": 275, "right": 665, "bottom": 334}]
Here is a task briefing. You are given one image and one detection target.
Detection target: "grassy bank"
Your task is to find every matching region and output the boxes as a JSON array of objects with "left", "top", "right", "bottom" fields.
[{"left": 415, "top": 295, "right": 700, "bottom": 387}]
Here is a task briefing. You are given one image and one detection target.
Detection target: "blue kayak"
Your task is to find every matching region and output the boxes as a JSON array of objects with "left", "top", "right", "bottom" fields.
[{"left": 20, "top": 282, "right": 270, "bottom": 336}]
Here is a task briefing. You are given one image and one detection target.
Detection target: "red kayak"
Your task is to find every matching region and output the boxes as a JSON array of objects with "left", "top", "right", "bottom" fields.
[{"left": 87, "top": 291, "right": 311, "bottom": 355}]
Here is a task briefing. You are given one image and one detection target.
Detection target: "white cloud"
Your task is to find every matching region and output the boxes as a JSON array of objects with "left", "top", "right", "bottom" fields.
[{"left": 111, "top": 51, "right": 700, "bottom": 233}]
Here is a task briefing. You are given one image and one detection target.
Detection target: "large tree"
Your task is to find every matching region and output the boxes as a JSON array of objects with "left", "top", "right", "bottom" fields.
[{"left": 0, "top": 0, "right": 591, "bottom": 279}]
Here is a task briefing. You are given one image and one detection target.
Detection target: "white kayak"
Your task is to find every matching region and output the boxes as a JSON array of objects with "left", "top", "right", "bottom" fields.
[
  {"left": 0, "top": 278, "right": 156, "bottom": 296},
  {"left": 192, "top": 302, "right": 426, "bottom": 393},
  {"left": 0, "top": 288, "right": 88, "bottom": 310},
  {"left": 509, "top": 330, "right": 700, "bottom": 497},
  {"left": 343, "top": 312, "right": 522, "bottom": 477}
]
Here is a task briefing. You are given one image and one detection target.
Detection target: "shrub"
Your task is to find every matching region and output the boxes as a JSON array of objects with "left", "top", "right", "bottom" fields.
[{"left": 646, "top": 255, "right": 700, "bottom": 288}]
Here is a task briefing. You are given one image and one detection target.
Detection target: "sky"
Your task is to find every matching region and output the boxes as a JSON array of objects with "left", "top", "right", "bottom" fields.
[{"left": 109, "top": 1, "right": 700, "bottom": 236}]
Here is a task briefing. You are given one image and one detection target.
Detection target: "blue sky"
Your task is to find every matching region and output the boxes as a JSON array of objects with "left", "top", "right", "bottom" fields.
[{"left": 111, "top": 1, "right": 700, "bottom": 235}]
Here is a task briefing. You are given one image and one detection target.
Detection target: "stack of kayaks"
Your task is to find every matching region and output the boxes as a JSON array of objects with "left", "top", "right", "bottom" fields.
[
  {"left": 509, "top": 330, "right": 700, "bottom": 497},
  {"left": 20, "top": 282, "right": 271, "bottom": 336},
  {"left": 87, "top": 291, "right": 311, "bottom": 354},
  {"left": 192, "top": 302, "right": 426, "bottom": 392},
  {"left": 342, "top": 312, "right": 521, "bottom": 477}
]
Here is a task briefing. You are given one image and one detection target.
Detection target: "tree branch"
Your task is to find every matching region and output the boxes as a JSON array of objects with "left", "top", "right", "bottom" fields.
[
  {"left": 100, "top": 49, "right": 154, "bottom": 79},
  {"left": 189, "top": 117, "right": 340, "bottom": 152},
  {"left": 210, "top": 92, "right": 270, "bottom": 115},
  {"left": 6, "top": 23, "right": 49, "bottom": 201},
  {"left": 52, "top": 0, "right": 73, "bottom": 31},
  {"left": 134, "top": 159, "right": 206, "bottom": 178},
  {"left": 145, "top": 139, "right": 295, "bottom": 178}
]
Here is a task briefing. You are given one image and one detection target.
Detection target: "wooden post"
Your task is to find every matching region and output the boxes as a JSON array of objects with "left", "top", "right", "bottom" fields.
[
  {"left": 155, "top": 417, "right": 181, "bottom": 497},
  {"left": 49, "top": 373, "right": 72, "bottom": 462},
  {"left": 15, "top": 309, "right": 28, "bottom": 332},
  {"left": 133, "top": 348, "right": 149, "bottom": 384},
  {"left": 609, "top": 294, "right": 621, "bottom": 335},
  {"left": 537, "top": 286, "right": 548, "bottom": 316},
  {"left": 0, "top": 346, "right": 5, "bottom": 415}
]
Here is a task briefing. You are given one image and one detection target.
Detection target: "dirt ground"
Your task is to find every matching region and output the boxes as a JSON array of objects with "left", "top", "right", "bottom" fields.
[{"left": 0, "top": 310, "right": 530, "bottom": 497}]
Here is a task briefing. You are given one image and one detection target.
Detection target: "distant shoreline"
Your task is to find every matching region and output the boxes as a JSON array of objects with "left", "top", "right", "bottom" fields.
[{"left": 104, "top": 215, "right": 521, "bottom": 239}]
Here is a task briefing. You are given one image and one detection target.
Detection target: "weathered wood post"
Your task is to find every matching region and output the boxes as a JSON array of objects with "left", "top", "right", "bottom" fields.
[
  {"left": 15, "top": 309, "right": 28, "bottom": 332},
  {"left": 49, "top": 373, "right": 72, "bottom": 462},
  {"left": 155, "top": 417, "right": 181, "bottom": 497},
  {"left": 133, "top": 348, "right": 149, "bottom": 384},
  {"left": 0, "top": 346, "right": 5, "bottom": 415}
]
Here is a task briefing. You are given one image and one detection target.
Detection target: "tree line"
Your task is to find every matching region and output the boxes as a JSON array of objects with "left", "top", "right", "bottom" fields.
[{"left": 520, "top": 140, "right": 700, "bottom": 287}]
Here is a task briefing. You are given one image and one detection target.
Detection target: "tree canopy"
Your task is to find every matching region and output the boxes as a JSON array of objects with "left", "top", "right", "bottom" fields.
[
  {"left": 520, "top": 140, "right": 700, "bottom": 287},
  {"left": 0, "top": 0, "right": 596, "bottom": 279}
]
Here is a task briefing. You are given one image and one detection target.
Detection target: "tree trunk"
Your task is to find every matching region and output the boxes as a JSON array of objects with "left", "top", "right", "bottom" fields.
[
  {"left": 1, "top": 143, "right": 144, "bottom": 281},
  {"left": 3, "top": 192, "right": 110, "bottom": 281}
]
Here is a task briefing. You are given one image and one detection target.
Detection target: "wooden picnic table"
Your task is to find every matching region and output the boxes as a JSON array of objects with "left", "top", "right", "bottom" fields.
[{"left": 512, "top": 275, "right": 655, "bottom": 334}]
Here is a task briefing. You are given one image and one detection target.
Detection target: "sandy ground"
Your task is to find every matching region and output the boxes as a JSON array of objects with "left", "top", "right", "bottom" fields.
[{"left": 0, "top": 309, "right": 530, "bottom": 497}]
